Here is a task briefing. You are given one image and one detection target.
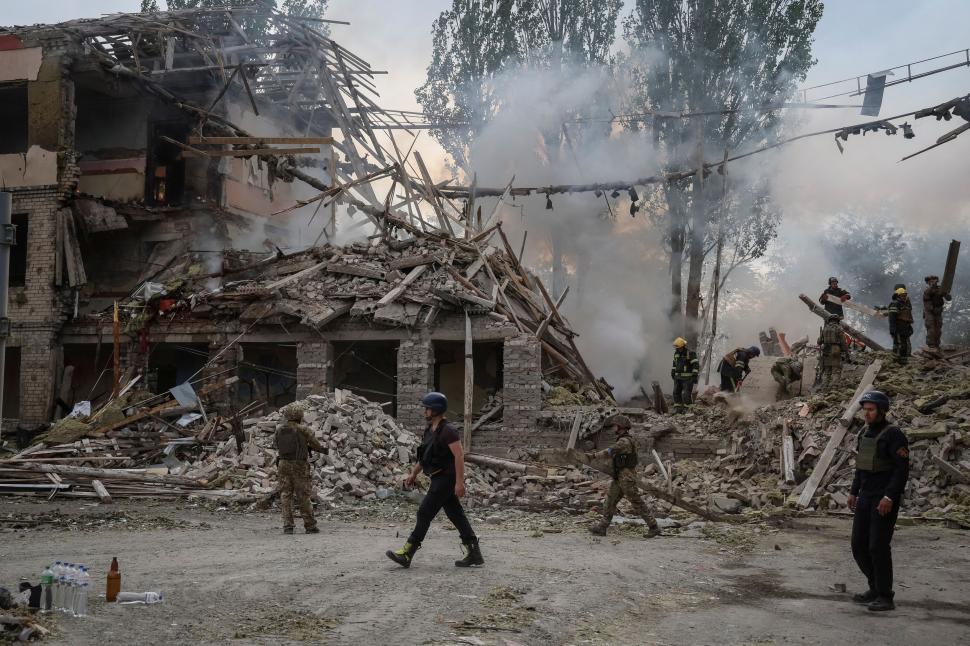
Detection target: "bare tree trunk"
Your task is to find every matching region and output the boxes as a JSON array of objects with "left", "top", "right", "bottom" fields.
[
  {"left": 667, "top": 188, "right": 686, "bottom": 332},
  {"left": 684, "top": 116, "right": 707, "bottom": 348}
]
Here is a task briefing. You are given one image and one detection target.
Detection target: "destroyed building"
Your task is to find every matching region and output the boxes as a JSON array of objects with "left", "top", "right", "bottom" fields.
[{"left": 0, "top": 6, "right": 606, "bottom": 450}]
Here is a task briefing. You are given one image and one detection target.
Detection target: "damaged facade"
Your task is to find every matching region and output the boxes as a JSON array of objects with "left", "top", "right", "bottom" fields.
[{"left": 0, "top": 7, "right": 605, "bottom": 452}]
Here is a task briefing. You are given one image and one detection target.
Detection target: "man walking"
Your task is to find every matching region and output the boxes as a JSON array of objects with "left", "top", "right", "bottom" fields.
[
  {"left": 588, "top": 415, "right": 660, "bottom": 538},
  {"left": 848, "top": 391, "right": 909, "bottom": 612},
  {"left": 386, "top": 392, "right": 483, "bottom": 568},
  {"left": 670, "top": 337, "right": 699, "bottom": 414},
  {"left": 922, "top": 275, "right": 951, "bottom": 351},
  {"left": 275, "top": 403, "right": 321, "bottom": 535}
]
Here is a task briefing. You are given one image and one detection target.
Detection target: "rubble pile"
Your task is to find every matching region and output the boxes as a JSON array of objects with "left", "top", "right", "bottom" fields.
[{"left": 626, "top": 351, "right": 970, "bottom": 526}]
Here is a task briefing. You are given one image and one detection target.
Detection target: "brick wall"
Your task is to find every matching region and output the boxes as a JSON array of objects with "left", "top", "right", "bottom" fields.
[
  {"left": 296, "top": 341, "right": 333, "bottom": 399},
  {"left": 653, "top": 436, "right": 725, "bottom": 460},
  {"left": 503, "top": 334, "right": 541, "bottom": 436},
  {"left": 396, "top": 337, "right": 433, "bottom": 433}
]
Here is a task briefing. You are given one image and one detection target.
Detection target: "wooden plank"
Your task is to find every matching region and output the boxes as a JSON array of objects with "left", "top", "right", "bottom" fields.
[
  {"left": 112, "top": 301, "right": 120, "bottom": 397},
  {"left": 798, "top": 294, "right": 886, "bottom": 351},
  {"left": 651, "top": 449, "right": 670, "bottom": 482},
  {"left": 566, "top": 412, "right": 582, "bottom": 450},
  {"left": 181, "top": 147, "right": 320, "bottom": 158},
  {"left": 377, "top": 264, "right": 427, "bottom": 306},
  {"left": 465, "top": 452, "right": 543, "bottom": 475},
  {"left": 463, "top": 313, "right": 474, "bottom": 451},
  {"left": 652, "top": 381, "right": 668, "bottom": 414},
  {"left": 932, "top": 454, "right": 969, "bottom": 484},
  {"left": 91, "top": 479, "right": 113, "bottom": 504},
  {"left": 824, "top": 293, "right": 886, "bottom": 318},
  {"left": 536, "top": 286, "right": 569, "bottom": 341},
  {"left": 796, "top": 360, "right": 882, "bottom": 507},
  {"left": 187, "top": 136, "right": 335, "bottom": 145},
  {"left": 781, "top": 420, "right": 796, "bottom": 483},
  {"left": 941, "top": 239, "right": 961, "bottom": 295},
  {"left": 413, "top": 151, "right": 455, "bottom": 236},
  {"left": 471, "top": 405, "right": 502, "bottom": 432}
]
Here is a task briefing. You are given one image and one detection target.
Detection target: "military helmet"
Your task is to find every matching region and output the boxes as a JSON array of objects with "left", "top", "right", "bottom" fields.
[
  {"left": 828, "top": 276, "right": 839, "bottom": 284},
  {"left": 282, "top": 402, "right": 306, "bottom": 421},
  {"left": 747, "top": 345, "right": 761, "bottom": 357},
  {"left": 925, "top": 275, "right": 939, "bottom": 283},
  {"left": 420, "top": 391, "right": 448, "bottom": 415},
  {"left": 604, "top": 414, "right": 632, "bottom": 430},
  {"left": 673, "top": 337, "right": 687, "bottom": 348},
  {"left": 859, "top": 390, "right": 890, "bottom": 412}
]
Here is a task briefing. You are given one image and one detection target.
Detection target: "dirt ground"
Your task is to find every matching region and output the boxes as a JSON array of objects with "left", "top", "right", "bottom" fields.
[{"left": 2, "top": 497, "right": 969, "bottom": 645}]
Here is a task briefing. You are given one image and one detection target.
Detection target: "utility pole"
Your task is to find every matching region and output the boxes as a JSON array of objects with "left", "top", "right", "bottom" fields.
[{"left": 0, "top": 192, "right": 14, "bottom": 443}]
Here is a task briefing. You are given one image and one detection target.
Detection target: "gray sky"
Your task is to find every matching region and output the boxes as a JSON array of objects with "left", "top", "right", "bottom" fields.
[{"left": 6, "top": 1, "right": 969, "bottom": 174}]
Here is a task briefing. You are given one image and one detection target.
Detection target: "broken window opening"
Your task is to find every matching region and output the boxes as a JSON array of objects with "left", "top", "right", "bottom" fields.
[
  {"left": 3, "top": 347, "right": 20, "bottom": 419},
  {"left": 9, "top": 213, "right": 27, "bottom": 287},
  {"left": 59, "top": 345, "right": 114, "bottom": 416},
  {"left": 333, "top": 341, "right": 399, "bottom": 416},
  {"left": 0, "top": 84, "right": 27, "bottom": 154},
  {"left": 146, "top": 121, "right": 188, "bottom": 206},
  {"left": 146, "top": 343, "right": 207, "bottom": 394},
  {"left": 433, "top": 341, "right": 503, "bottom": 422},
  {"left": 236, "top": 343, "right": 297, "bottom": 410}
]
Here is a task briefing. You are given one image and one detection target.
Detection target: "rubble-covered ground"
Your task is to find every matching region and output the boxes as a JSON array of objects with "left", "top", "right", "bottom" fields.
[{"left": 2, "top": 497, "right": 969, "bottom": 645}]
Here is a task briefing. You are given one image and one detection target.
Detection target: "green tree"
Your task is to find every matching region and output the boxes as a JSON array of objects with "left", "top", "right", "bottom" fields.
[{"left": 623, "top": 0, "right": 823, "bottom": 346}]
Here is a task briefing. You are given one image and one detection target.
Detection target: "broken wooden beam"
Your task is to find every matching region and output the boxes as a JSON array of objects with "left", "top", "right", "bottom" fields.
[
  {"left": 465, "top": 452, "right": 543, "bottom": 475},
  {"left": 188, "top": 136, "right": 334, "bottom": 145},
  {"left": 781, "top": 420, "right": 796, "bottom": 484},
  {"left": 181, "top": 147, "right": 320, "bottom": 158},
  {"left": 932, "top": 454, "right": 969, "bottom": 484},
  {"left": 91, "top": 479, "right": 113, "bottom": 504},
  {"left": 566, "top": 412, "right": 582, "bottom": 450},
  {"left": 796, "top": 360, "right": 882, "bottom": 508},
  {"left": 798, "top": 293, "right": 886, "bottom": 351},
  {"left": 941, "top": 239, "right": 961, "bottom": 295}
]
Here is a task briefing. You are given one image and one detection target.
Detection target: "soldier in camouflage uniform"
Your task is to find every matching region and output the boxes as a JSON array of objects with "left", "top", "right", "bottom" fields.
[
  {"left": 922, "top": 276, "right": 951, "bottom": 350},
  {"left": 275, "top": 403, "right": 322, "bottom": 534},
  {"left": 588, "top": 415, "right": 660, "bottom": 538},
  {"left": 770, "top": 356, "right": 803, "bottom": 400},
  {"left": 817, "top": 314, "right": 848, "bottom": 388}
]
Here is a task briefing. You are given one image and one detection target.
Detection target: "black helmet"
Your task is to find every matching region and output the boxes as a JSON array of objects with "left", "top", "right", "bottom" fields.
[
  {"left": 859, "top": 390, "right": 890, "bottom": 412},
  {"left": 747, "top": 346, "right": 761, "bottom": 357},
  {"left": 420, "top": 391, "right": 448, "bottom": 415},
  {"left": 828, "top": 276, "right": 839, "bottom": 284}
]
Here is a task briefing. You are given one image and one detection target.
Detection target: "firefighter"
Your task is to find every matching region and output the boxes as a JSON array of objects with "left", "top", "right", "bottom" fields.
[
  {"left": 717, "top": 346, "right": 760, "bottom": 392},
  {"left": 670, "top": 337, "right": 699, "bottom": 414}
]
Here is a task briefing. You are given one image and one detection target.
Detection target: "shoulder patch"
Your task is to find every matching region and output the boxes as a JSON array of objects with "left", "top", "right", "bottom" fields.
[{"left": 896, "top": 447, "right": 909, "bottom": 459}]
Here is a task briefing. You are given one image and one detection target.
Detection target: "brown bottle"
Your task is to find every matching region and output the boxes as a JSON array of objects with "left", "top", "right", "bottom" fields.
[{"left": 106, "top": 557, "right": 121, "bottom": 602}]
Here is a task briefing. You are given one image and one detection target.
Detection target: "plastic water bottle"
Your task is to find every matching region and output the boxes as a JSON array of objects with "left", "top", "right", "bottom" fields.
[
  {"left": 40, "top": 564, "right": 54, "bottom": 613},
  {"left": 51, "top": 562, "right": 63, "bottom": 610},
  {"left": 75, "top": 567, "right": 91, "bottom": 616},
  {"left": 63, "top": 564, "right": 76, "bottom": 614},
  {"left": 74, "top": 583, "right": 89, "bottom": 617},
  {"left": 117, "top": 591, "right": 164, "bottom": 604}
]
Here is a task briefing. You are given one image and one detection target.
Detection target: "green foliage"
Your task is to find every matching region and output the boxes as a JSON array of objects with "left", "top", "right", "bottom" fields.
[
  {"left": 140, "top": 0, "right": 330, "bottom": 35},
  {"left": 416, "top": 0, "right": 623, "bottom": 170}
]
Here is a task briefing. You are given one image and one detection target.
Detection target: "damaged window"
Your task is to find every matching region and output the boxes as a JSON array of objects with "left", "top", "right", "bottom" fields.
[
  {"left": 10, "top": 213, "right": 27, "bottom": 287},
  {"left": 0, "top": 84, "right": 27, "bottom": 154},
  {"left": 146, "top": 122, "right": 188, "bottom": 206}
]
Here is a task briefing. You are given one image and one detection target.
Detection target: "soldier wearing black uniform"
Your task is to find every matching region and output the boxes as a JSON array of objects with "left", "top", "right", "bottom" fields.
[
  {"left": 386, "top": 392, "right": 483, "bottom": 569},
  {"left": 847, "top": 391, "right": 909, "bottom": 612}
]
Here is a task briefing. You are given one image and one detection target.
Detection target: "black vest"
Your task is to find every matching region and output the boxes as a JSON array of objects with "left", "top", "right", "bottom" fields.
[{"left": 418, "top": 422, "right": 455, "bottom": 476}]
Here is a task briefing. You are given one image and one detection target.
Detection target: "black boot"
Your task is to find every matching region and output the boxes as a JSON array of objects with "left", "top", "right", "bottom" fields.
[
  {"left": 455, "top": 539, "right": 485, "bottom": 567},
  {"left": 868, "top": 596, "right": 895, "bottom": 612},
  {"left": 852, "top": 589, "right": 878, "bottom": 604},
  {"left": 385, "top": 541, "right": 419, "bottom": 568}
]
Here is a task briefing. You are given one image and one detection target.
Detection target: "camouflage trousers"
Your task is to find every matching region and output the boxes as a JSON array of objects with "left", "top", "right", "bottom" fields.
[
  {"left": 594, "top": 470, "right": 658, "bottom": 531},
  {"left": 279, "top": 459, "right": 317, "bottom": 530},
  {"left": 925, "top": 313, "right": 943, "bottom": 349},
  {"left": 818, "top": 362, "right": 842, "bottom": 388}
]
